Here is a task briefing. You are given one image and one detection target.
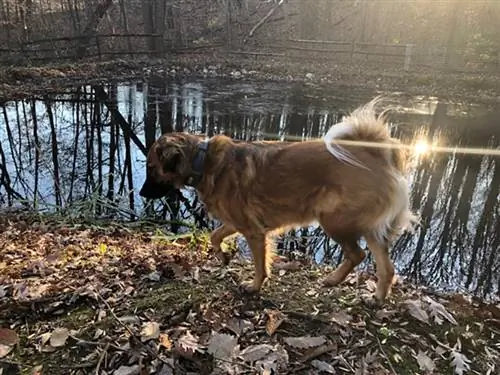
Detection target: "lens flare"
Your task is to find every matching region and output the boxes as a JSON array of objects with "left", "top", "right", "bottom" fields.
[{"left": 414, "top": 140, "right": 431, "bottom": 156}]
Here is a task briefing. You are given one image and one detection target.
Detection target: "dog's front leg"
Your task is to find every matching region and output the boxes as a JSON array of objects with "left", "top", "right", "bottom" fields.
[
  {"left": 240, "top": 232, "right": 272, "bottom": 294},
  {"left": 210, "top": 224, "right": 236, "bottom": 265}
]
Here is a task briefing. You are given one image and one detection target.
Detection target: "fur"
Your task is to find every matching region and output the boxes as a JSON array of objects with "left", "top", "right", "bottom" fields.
[{"left": 139, "top": 98, "right": 418, "bottom": 304}]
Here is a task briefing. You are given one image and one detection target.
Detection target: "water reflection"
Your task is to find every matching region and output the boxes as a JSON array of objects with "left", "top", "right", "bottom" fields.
[{"left": 0, "top": 78, "right": 498, "bottom": 300}]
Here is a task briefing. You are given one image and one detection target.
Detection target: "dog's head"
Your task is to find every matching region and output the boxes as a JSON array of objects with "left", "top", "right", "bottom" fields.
[{"left": 139, "top": 133, "right": 202, "bottom": 199}]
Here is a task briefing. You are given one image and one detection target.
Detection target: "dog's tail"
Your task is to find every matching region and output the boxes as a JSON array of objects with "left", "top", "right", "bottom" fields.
[
  {"left": 323, "top": 97, "right": 408, "bottom": 172},
  {"left": 323, "top": 97, "right": 419, "bottom": 239}
]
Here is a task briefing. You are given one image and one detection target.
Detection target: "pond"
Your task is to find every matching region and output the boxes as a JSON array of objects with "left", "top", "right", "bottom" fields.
[{"left": 0, "top": 76, "right": 499, "bottom": 300}]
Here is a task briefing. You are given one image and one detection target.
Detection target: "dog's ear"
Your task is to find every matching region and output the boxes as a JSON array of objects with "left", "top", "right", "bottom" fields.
[{"left": 158, "top": 146, "right": 183, "bottom": 173}]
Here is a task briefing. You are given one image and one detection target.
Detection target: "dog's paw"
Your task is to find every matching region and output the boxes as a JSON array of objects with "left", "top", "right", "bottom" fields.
[
  {"left": 361, "top": 294, "right": 385, "bottom": 309},
  {"left": 321, "top": 273, "right": 343, "bottom": 287},
  {"left": 215, "top": 251, "right": 232, "bottom": 266},
  {"left": 239, "top": 280, "right": 262, "bottom": 294}
]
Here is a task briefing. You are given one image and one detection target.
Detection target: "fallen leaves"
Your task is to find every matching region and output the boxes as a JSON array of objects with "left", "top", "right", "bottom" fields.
[
  {"left": 415, "top": 350, "right": 436, "bottom": 373},
  {"left": 423, "top": 295, "right": 459, "bottom": 325},
  {"left": 265, "top": 308, "right": 285, "bottom": 335},
  {"left": 449, "top": 338, "right": 472, "bottom": 375},
  {"left": 0, "top": 217, "right": 497, "bottom": 374},
  {"left": 284, "top": 335, "right": 327, "bottom": 349},
  {"left": 405, "top": 299, "right": 430, "bottom": 324},
  {"left": 159, "top": 333, "right": 172, "bottom": 350},
  {"left": 176, "top": 330, "right": 203, "bottom": 357},
  {"left": 140, "top": 321, "right": 160, "bottom": 342},
  {"left": 404, "top": 295, "right": 459, "bottom": 328},
  {"left": 49, "top": 327, "right": 69, "bottom": 348},
  {"left": 207, "top": 331, "right": 239, "bottom": 360},
  {"left": 0, "top": 328, "right": 19, "bottom": 358},
  {"left": 238, "top": 344, "right": 273, "bottom": 363},
  {"left": 450, "top": 349, "right": 471, "bottom": 375},
  {"left": 113, "top": 365, "right": 140, "bottom": 375},
  {"left": 311, "top": 359, "right": 336, "bottom": 373}
]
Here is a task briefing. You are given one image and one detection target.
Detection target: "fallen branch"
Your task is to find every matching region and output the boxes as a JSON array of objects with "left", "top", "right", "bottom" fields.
[
  {"left": 92, "top": 85, "right": 147, "bottom": 156},
  {"left": 95, "top": 343, "right": 110, "bottom": 375},
  {"left": 376, "top": 336, "right": 397, "bottom": 375},
  {"left": 244, "top": 0, "right": 284, "bottom": 43}
]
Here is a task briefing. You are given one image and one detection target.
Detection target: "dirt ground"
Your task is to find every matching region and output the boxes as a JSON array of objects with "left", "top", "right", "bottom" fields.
[
  {"left": 1, "top": 52, "right": 500, "bottom": 104},
  {"left": 0, "top": 212, "right": 499, "bottom": 375}
]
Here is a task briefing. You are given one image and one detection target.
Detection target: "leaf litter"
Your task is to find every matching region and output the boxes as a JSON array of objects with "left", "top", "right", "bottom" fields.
[{"left": 0, "top": 213, "right": 499, "bottom": 374}]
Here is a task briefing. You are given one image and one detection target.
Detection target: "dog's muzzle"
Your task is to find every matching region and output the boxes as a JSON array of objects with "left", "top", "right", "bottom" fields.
[{"left": 139, "top": 178, "right": 174, "bottom": 199}]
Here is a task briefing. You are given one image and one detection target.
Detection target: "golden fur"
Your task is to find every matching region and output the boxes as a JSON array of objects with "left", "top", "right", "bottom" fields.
[{"left": 139, "top": 98, "right": 417, "bottom": 305}]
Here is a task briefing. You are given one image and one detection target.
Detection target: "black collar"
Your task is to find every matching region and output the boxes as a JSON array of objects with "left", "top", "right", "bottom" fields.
[{"left": 185, "top": 140, "right": 209, "bottom": 187}]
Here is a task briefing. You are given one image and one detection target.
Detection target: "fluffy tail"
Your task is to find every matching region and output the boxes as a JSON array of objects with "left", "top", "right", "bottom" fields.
[
  {"left": 323, "top": 97, "right": 408, "bottom": 172},
  {"left": 323, "top": 97, "right": 419, "bottom": 238}
]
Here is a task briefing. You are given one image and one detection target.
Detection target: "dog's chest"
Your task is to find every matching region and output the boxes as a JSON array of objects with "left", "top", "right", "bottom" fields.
[{"left": 200, "top": 193, "right": 257, "bottom": 229}]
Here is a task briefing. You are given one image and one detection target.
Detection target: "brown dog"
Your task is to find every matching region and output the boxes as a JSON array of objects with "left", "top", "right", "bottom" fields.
[{"left": 139, "top": 98, "right": 417, "bottom": 305}]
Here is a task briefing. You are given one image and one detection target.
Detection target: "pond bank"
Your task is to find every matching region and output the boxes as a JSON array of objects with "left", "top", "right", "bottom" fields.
[
  {"left": 0, "top": 213, "right": 499, "bottom": 374},
  {"left": 1, "top": 52, "right": 500, "bottom": 103}
]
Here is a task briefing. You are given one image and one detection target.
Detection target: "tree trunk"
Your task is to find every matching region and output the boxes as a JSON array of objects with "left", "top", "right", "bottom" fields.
[{"left": 44, "top": 98, "right": 62, "bottom": 207}]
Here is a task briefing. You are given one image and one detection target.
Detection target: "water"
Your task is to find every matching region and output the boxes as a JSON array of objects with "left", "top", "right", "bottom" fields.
[{"left": 0, "top": 77, "right": 498, "bottom": 300}]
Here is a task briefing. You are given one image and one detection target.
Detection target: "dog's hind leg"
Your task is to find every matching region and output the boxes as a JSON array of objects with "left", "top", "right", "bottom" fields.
[
  {"left": 210, "top": 224, "right": 236, "bottom": 265},
  {"left": 322, "top": 235, "right": 366, "bottom": 287},
  {"left": 240, "top": 232, "right": 273, "bottom": 294},
  {"left": 364, "top": 233, "right": 395, "bottom": 305}
]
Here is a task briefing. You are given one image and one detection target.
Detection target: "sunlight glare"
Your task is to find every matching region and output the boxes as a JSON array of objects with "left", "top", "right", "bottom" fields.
[{"left": 414, "top": 139, "right": 431, "bottom": 156}]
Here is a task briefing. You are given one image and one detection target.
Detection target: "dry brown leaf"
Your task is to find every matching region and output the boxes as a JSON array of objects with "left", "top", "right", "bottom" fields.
[
  {"left": 330, "top": 310, "right": 352, "bottom": 327},
  {"left": 113, "top": 365, "right": 140, "bottom": 375},
  {"left": 423, "top": 296, "right": 458, "bottom": 325},
  {"left": 176, "top": 330, "right": 203, "bottom": 356},
  {"left": 265, "top": 309, "right": 285, "bottom": 336},
  {"left": 311, "top": 359, "right": 336, "bottom": 374},
  {"left": 39, "top": 332, "right": 51, "bottom": 347},
  {"left": 405, "top": 299, "right": 430, "bottom": 324},
  {"left": 416, "top": 350, "right": 436, "bottom": 372},
  {"left": 224, "top": 318, "right": 254, "bottom": 336},
  {"left": 159, "top": 333, "right": 172, "bottom": 350},
  {"left": 239, "top": 344, "right": 273, "bottom": 363},
  {"left": 0, "top": 328, "right": 19, "bottom": 346},
  {"left": 0, "top": 344, "right": 13, "bottom": 358},
  {"left": 450, "top": 340, "right": 471, "bottom": 375},
  {"left": 283, "top": 335, "right": 326, "bottom": 349},
  {"left": 207, "top": 331, "right": 239, "bottom": 360},
  {"left": 255, "top": 344, "right": 289, "bottom": 374},
  {"left": 49, "top": 327, "right": 69, "bottom": 347},
  {"left": 140, "top": 321, "right": 161, "bottom": 342}
]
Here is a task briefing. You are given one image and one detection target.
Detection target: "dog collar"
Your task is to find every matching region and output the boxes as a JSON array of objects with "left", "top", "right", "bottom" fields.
[{"left": 185, "top": 140, "right": 209, "bottom": 187}]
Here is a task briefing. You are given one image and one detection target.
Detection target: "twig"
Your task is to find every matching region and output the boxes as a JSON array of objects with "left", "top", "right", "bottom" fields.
[
  {"left": 93, "top": 289, "right": 135, "bottom": 337},
  {"left": 70, "top": 335, "right": 124, "bottom": 352},
  {"left": 283, "top": 310, "right": 329, "bottom": 323},
  {"left": 216, "top": 356, "right": 255, "bottom": 371},
  {"left": 95, "top": 343, "right": 109, "bottom": 374},
  {"left": 245, "top": 0, "right": 284, "bottom": 42},
  {"left": 51, "top": 362, "right": 98, "bottom": 369},
  {"left": 376, "top": 336, "right": 397, "bottom": 375},
  {"left": 93, "top": 288, "right": 171, "bottom": 366}
]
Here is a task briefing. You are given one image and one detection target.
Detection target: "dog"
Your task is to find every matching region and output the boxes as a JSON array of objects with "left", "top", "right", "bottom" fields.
[{"left": 139, "top": 98, "right": 417, "bottom": 305}]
